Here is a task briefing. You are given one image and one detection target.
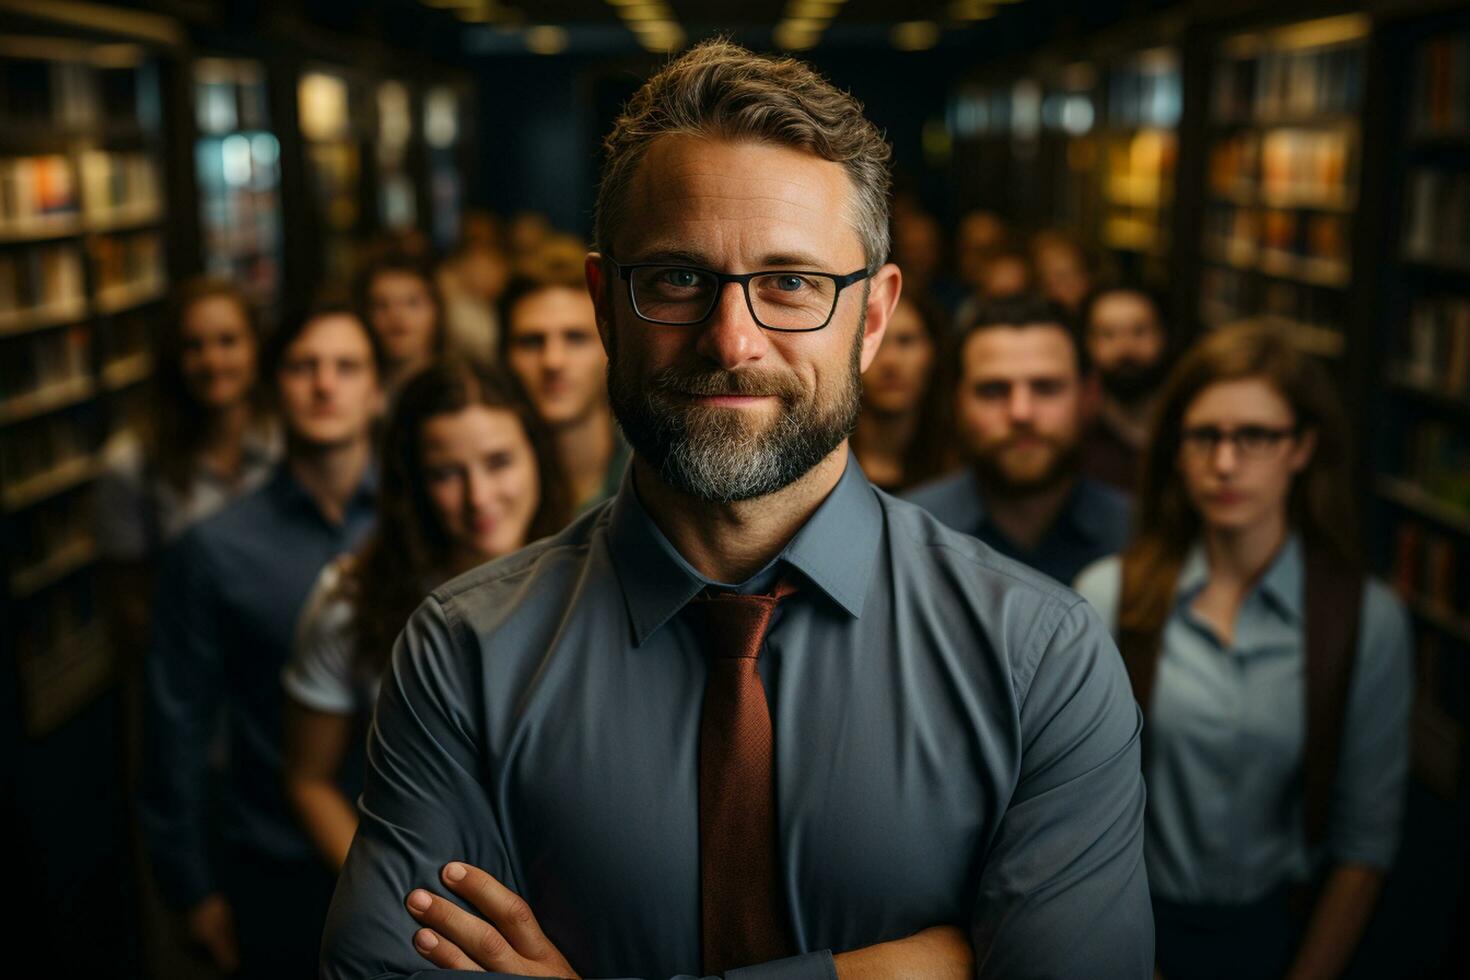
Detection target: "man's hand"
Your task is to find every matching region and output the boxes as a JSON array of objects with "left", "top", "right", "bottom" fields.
[
  {"left": 406, "top": 862, "right": 580, "bottom": 977},
  {"left": 185, "top": 892, "right": 240, "bottom": 974}
]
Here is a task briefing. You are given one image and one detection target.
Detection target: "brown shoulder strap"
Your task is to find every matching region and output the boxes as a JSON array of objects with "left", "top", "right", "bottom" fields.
[
  {"left": 1302, "top": 546, "right": 1364, "bottom": 849},
  {"left": 1119, "top": 623, "right": 1165, "bottom": 720}
]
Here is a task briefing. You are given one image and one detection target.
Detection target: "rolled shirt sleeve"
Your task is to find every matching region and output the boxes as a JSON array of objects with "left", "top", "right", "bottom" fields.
[
  {"left": 282, "top": 561, "right": 359, "bottom": 715},
  {"left": 972, "top": 598, "right": 1153, "bottom": 979},
  {"left": 1326, "top": 581, "right": 1414, "bottom": 870}
]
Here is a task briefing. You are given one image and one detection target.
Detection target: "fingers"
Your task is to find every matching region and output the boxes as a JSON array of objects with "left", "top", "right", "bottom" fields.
[
  {"left": 410, "top": 926, "right": 485, "bottom": 973},
  {"left": 407, "top": 887, "right": 522, "bottom": 973},
  {"left": 439, "top": 862, "right": 552, "bottom": 956}
]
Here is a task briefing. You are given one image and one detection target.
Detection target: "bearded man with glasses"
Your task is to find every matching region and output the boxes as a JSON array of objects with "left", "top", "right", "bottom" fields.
[{"left": 322, "top": 39, "right": 1152, "bottom": 980}]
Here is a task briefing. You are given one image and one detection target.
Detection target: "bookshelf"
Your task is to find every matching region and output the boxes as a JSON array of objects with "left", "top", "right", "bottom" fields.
[
  {"left": 1375, "top": 15, "right": 1470, "bottom": 802},
  {"left": 375, "top": 78, "right": 417, "bottom": 234},
  {"left": 1036, "top": 61, "right": 1102, "bottom": 240},
  {"left": 298, "top": 66, "right": 366, "bottom": 285},
  {"left": 0, "top": 40, "right": 169, "bottom": 736},
  {"left": 424, "top": 83, "right": 465, "bottom": 252},
  {"left": 194, "top": 56, "right": 283, "bottom": 321},
  {"left": 1099, "top": 45, "right": 1181, "bottom": 288},
  {"left": 1196, "top": 14, "right": 1370, "bottom": 358}
]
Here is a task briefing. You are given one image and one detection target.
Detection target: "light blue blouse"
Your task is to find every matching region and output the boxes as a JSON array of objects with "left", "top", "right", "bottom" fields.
[{"left": 1074, "top": 533, "right": 1413, "bottom": 905}]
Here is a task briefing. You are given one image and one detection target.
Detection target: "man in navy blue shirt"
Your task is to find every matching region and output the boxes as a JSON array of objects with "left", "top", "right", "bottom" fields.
[
  {"left": 906, "top": 296, "right": 1131, "bottom": 585},
  {"left": 139, "top": 298, "right": 382, "bottom": 978}
]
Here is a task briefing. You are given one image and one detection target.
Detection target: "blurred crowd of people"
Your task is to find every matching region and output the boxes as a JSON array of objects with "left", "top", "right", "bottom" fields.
[{"left": 103, "top": 189, "right": 1410, "bottom": 979}]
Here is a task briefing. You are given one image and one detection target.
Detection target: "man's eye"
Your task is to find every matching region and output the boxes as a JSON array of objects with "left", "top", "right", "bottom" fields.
[{"left": 659, "top": 269, "right": 701, "bottom": 288}]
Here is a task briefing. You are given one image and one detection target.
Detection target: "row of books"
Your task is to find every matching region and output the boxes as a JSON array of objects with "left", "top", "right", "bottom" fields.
[
  {"left": 3, "top": 152, "right": 163, "bottom": 231},
  {"left": 0, "top": 58, "right": 96, "bottom": 127},
  {"left": 0, "top": 245, "right": 85, "bottom": 321},
  {"left": 0, "top": 407, "right": 96, "bottom": 499},
  {"left": 0, "top": 324, "right": 91, "bottom": 403},
  {"left": 1208, "top": 129, "right": 1354, "bottom": 206},
  {"left": 91, "top": 233, "right": 164, "bottom": 297},
  {"left": 195, "top": 58, "right": 271, "bottom": 135},
  {"left": 1205, "top": 206, "right": 1351, "bottom": 278},
  {"left": 79, "top": 151, "right": 160, "bottom": 221},
  {"left": 10, "top": 491, "right": 93, "bottom": 576},
  {"left": 1405, "top": 422, "right": 1470, "bottom": 517},
  {"left": 1213, "top": 41, "right": 1363, "bottom": 123},
  {"left": 1200, "top": 265, "right": 1347, "bottom": 338},
  {"left": 0, "top": 155, "right": 78, "bottom": 226},
  {"left": 1106, "top": 55, "right": 1182, "bottom": 130},
  {"left": 1411, "top": 32, "right": 1470, "bottom": 138},
  {"left": 10, "top": 573, "right": 99, "bottom": 662},
  {"left": 1402, "top": 296, "right": 1470, "bottom": 397},
  {"left": 1404, "top": 168, "right": 1470, "bottom": 269},
  {"left": 1393, "top": 522, "right": 1468, "bottom": 629}
]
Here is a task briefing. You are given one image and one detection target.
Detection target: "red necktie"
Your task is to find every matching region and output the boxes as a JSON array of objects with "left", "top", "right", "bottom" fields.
[{"left": 688, "top": 580, "right": 798, "bottom": 974}]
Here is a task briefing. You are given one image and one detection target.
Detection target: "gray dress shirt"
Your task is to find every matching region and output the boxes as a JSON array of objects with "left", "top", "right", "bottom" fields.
[
  {"left": 1074, "top": 535, "right": 1413, "bottom": 904},
  {"left": 904, "top": 468, "right": 1132, "bottom": 586},
  {"left": 322, "top": 453, "right": 1152, "bottom": 979}
]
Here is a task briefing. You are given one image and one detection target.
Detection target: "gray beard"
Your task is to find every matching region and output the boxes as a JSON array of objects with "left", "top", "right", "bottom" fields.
[{"left": 607, "top": 319, "right": 864, "bottom": 504}]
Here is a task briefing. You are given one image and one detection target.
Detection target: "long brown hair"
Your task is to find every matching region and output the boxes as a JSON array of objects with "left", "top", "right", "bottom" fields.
[
  {"left": 1119, "top": 321, "right": 1358, "bottom": 639},
  {"left": 347, "top": 359, "right": 572, "bottom": 675},
  {"left": 852, "top": 290, "right": 955, "bottom": 489},
  {"left": 150, "top": 277, "right": 270, "bottom": 492}
]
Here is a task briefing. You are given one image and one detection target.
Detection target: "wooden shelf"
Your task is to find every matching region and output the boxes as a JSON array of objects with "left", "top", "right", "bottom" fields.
[
  {"left": 1376, "top": 476, "right": 1470, "bottom": 538},
  {"left": 0, "top": 215, "right": 83, "bottom": 244},
  {"left": 1407, "top": 594, "right": 1470, "bottom": 648},
  {"left": 2, "top": 456, "right": 99, "bottom": 512},
  {"left": 102, "top": 353, "right": 152, "bottom": 390},
  {"left": 1385, "top": 371, "right": 1470, "bottom": 420},
  {"left": 84, "top": 203, "right": 165, "bottom": 233},
  {"left": 18, "top": 621, "right": 116, "bottom": 738},
  {"left": 0, "top": 375, "right": 96, "bottom": 425},
  {"left": 95, "top": 279, "right": 166, "bottom": 315},
  {"left": 0, "top": 297, "right": 89, "bottom": 337},
  {"left": 1402, "top": 255, "right": 1470, "bottom": 277},
  {"left": 10, "top": 538, "right": 97, "bottom": 599}
]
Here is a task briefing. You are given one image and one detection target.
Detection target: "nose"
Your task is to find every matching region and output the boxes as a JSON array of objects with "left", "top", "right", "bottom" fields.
[
  {"left": 542, "top": 336, "right": 566, "bottom": 372},
  {"left": 465, "top": 467, "right": 494, "bottom": 511},
  {"left": 694, "top": 281, "right": 770, "bottom": 370},
  {"left": 1007, "top": 385, "right": 1034, "bottom": 423},
  {"left": 312, "top": 362, "right": 337, "bottom": 395},
  {"left": 1212, "top": 439, "right": 1239, "bottom": 473}
]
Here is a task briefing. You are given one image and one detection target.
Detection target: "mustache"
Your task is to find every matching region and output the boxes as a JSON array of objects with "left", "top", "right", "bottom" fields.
[{"left": 646, "top": 365, "right": 803, "bottom": 400}]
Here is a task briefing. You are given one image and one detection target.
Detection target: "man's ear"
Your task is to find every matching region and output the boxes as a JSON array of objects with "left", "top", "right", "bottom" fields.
[
  {"left": 858, "top": 263, "right": 903, "bottom": 373},
  {"left": 585, "top": 253, "right": 614, "bottom": 350},
  {"left": 1289, "top": 426, "right": 1318, "bottom": 474}
]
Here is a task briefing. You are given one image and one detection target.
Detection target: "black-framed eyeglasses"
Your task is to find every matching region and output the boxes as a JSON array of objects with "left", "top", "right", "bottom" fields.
[
  {"left": 608, "top": 258, "right": 871, "bottom": 333},
  {"left": 1180, "top": 424, "right": 1300, "bottom": 460}
]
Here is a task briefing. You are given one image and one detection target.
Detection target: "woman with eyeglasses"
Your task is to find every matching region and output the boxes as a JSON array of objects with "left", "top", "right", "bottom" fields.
[
  {"left": 281, "top": 360, "right": 570, "bottom": 871},
  {"left": 1074, "top": 322, "right": 1411, "bottom": 980}
]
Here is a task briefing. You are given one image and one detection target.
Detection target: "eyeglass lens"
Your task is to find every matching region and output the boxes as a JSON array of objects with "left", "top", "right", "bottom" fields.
[{"left": 630, "top": 266, "right": 838, "bottom": 331}]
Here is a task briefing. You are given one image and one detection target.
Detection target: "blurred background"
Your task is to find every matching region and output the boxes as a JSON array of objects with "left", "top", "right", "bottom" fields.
[{"left": 1, "top": 0, "right": 1467, "bottom": 976}]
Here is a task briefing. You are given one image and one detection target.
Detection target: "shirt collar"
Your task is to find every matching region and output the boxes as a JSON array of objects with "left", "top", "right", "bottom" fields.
[
  {"left": 608, "top": 450, "right": 882, "bottom": 646},
  {"left": 267, "top": 459, "right": 378, "bottom": 525},
  {"left": 968, "top": 470, "right": 1112, "bottom": 546},
  {"left": 1174, "top": 531, "right": 1304, "bottom": 623}
]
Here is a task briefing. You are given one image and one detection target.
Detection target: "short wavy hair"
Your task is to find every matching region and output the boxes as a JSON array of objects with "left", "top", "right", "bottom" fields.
[{"left": 594, "top": 38, "right": 893, "bottom": 272}]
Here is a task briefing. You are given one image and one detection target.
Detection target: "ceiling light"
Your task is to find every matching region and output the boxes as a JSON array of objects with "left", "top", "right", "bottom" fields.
[
  {"left": 524, "top": 24, "right": 568, "bottom": 54},
  {"left": 773, "top": 21, "right": 821, "bottom": 50},
  {"left": 891, "top": 21, "right": 940, "bottom": 51}
]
